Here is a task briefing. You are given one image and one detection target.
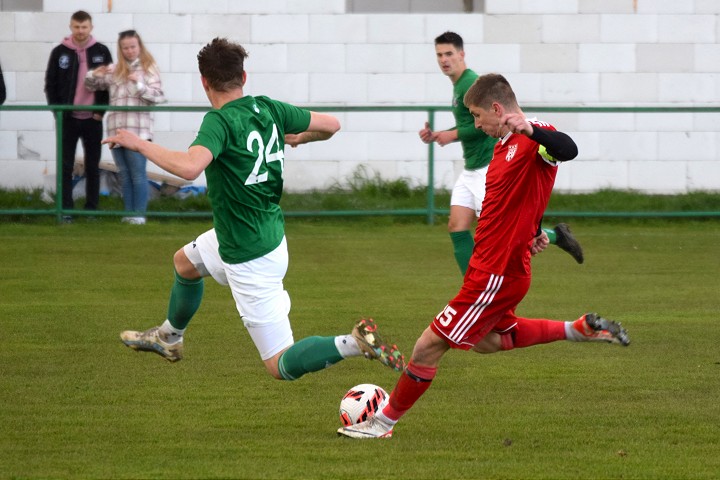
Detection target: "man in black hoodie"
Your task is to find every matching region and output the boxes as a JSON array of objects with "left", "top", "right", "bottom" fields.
[{"left": 45, "top": 10, "right": 112, "bottom": 216}]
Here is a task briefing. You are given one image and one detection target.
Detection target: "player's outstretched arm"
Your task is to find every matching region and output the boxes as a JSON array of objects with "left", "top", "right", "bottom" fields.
[
  {"left": 103, "top": 129, "right": 212, "bottom": 180},
  {"left": 528, "top": 127, "right": 578, "bottom": 162},
  {"left": 285, "top": 111, "right": 340, "bottom": 147}
]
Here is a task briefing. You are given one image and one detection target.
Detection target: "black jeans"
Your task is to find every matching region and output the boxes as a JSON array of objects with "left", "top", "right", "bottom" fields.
[{"left": 61, "top": 116, "right": 103, "bottom": 210}]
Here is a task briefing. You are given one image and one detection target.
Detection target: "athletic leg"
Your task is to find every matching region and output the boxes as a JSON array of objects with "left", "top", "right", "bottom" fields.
[
  {"left": 338, "top": 327, "right": 448, "bottom": 438},
  {"left": 448, "top": 169, "right": 487, "bottom": 275},
  {"left": 381, "top": 327, "right": 447, "bottom": 421},
  {"left": 119, "top": 232, "right": 214, "bottom": 362},
  {"left": 483, "top": 312, "right": 629, "bottom": 352},
  {"left": 448, "top": 205, "right": 476, "bottom": 275}
]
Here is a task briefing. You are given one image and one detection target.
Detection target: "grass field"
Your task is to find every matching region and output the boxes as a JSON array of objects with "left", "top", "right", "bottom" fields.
[{"left": 2, "top": 219, "right": 719, "bottom": 479}]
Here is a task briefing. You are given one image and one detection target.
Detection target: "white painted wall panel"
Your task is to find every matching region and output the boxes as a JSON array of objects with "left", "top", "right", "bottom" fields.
[
  {"left": 542, "top": 15, "right": 601, "bottom": 44},
  {"left": 0, "top": 6, "right": 718, "bottom": 193},
  {"left": 105, "top": 0, "right": 170, "bottom": 14},
  {"left": 578, "top": 44, "right": 635, "bottom": 73},
  {"left": 600, "top": 15, "right": 658, "bottom": 43}
]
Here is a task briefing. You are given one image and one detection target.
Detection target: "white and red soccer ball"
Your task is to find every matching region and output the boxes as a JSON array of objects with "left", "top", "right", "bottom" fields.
[{"left": 339, "top": 383, "right": 388, "bottom": 426}]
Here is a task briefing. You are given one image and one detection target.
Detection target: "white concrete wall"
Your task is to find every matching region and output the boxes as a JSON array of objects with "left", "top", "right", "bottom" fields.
[{"left": 0, "top": 1, "right": 719, "bottom": 194}]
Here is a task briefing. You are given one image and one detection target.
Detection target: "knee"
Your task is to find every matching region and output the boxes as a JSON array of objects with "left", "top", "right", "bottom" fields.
[
  {"left": 410, "top": 328, "right": 449, "bottom": 366},
  {"left": 267, "top": 366, "right": 283, "bottom": 380},
  {"left": 264, "top": 354, "right": 284, "bottom": 380},
  {"left": 447, "top": 217, "right": 463, "bottom": 232},
  {"left": 173, "top": 249, "right": 201, "bottom": 279},
  {"left": 448, "top": 212, "right": 473, "bottom": 233},
  {"left": 173, "top": 249, "right": 186, "bottom": 270},
  {"left": 472, "top": 332, "right": 504, "bottom": 354}
]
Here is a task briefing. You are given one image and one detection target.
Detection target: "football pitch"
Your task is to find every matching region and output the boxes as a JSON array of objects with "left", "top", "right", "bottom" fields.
[{"left": 1, "top": 219, "right": 719, "bottom": 479}]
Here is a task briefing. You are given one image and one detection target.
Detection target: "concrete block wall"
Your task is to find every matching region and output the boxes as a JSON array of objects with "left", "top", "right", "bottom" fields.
[{"left": 0, "top": 1, "right": 719, "bottom": 194}]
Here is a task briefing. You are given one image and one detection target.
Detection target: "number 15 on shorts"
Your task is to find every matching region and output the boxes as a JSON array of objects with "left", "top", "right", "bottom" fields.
[{"left": 436, "top": 305, "right": 457, "bottom": 327}]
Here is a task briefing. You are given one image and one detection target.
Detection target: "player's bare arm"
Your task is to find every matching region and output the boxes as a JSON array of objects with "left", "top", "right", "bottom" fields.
[
  {"left": 103, "top": 129, "right": 212, "bottom": 180},
  {"left": 434, "top": 129, "right": 458, "bottom": 146},
  {"left": 419, "top": 122, "right": 458, "bottom": 146},
  {"left": 285, "top": 111, "right": 340, "bottom": 147}
]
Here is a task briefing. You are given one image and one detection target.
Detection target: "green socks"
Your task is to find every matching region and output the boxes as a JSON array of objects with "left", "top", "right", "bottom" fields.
[
  {"left": 278, "top": 336, "right": 344, "bottom": 381},
  {"left": 542, "top": 227, "right": 557, "bottom": 244},
  {"left": 166, "top": 271, "right": 204, "bottom": 330},
  {"left": 450, "top": 230, "right": 474, "bottom": 275}
]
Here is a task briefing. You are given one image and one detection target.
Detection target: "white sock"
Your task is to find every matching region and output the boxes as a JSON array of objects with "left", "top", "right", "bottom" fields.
[
  {"left": 565, "top": 321, "right": 579, "bottom": 341},
  {"left": 159, "top": 319, "right": 185, "bottom": 344},
  {"left": 334, "top": 335, "right": 362, "bottom": 358},
  {"left": 374, "top": 409, "right": 397, "bottom": 426}
]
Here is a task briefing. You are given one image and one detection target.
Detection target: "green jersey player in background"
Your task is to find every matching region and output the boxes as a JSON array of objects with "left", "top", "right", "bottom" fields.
[
  {"left": 104, "top": 38, "right": 405, "bottom": 379},
  {"left": 419, "top": 32, "right": 584, "bottom": 274}
]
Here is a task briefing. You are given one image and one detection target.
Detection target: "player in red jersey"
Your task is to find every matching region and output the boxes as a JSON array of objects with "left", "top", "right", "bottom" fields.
[{"left": 338, "top": 73, "right": 630, "bottom": 439}]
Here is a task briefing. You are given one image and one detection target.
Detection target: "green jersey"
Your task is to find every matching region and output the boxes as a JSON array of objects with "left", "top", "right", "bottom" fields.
[
  {"left": 191, "top": 95, "right": 311, "bottom": 264},
  {"left": 452, "top": 68, "right": 496, "bottom": 170}
]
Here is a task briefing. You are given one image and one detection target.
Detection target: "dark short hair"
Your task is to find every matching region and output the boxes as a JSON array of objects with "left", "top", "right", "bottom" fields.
[
  {"left": 464, "top": 73, "right": 517, "bottom": 109},
  {"left": 197, "top": 37, "right": 249, "bottom": 92},
  {"left": 71, "top": 10, "right": 92, "bottom": 23},
  {"left": 435, "top": 31, "right": 463, "bottom": 50}
]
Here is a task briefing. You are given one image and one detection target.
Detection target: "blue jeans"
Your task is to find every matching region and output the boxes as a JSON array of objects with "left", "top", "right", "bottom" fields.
[{"left": 111, "top": 147, "right": 148, "bottom": 214}]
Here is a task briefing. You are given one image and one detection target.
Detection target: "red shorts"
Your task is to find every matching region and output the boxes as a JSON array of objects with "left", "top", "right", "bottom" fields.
[{"left": 430, "top": 267, "right": 531, "bottom": 350}]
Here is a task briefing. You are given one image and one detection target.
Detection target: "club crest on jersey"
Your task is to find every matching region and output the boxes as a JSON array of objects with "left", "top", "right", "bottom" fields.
[
  {"left": 59, "top": 55, "right": 70, "bottom": 69},
  {"left": 506, "top": 144, "right": 518, "bottom": 162}
]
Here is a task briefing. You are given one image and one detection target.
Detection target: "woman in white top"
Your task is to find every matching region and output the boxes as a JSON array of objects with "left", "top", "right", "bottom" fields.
[{"left": 86, "top": 30, "right": 165, "bottom": 224}]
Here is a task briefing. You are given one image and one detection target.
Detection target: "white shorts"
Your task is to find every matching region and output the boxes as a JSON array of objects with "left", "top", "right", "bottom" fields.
[
  {"left": 183, "top": 229, "right": 294, "bottom": 361},
  {"left": 450, "top": 168, "right": 488, "bottom": 217}
]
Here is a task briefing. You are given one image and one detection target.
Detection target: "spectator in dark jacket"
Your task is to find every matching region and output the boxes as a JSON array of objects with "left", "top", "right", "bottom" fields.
[{"left": 44, "top": 10, "right": 112, "bottom": 216}]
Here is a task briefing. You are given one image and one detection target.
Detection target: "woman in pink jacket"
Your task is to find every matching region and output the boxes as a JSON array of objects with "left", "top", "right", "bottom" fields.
[{"left": 86, "top": 30, "right": 165, "bottom": 224}]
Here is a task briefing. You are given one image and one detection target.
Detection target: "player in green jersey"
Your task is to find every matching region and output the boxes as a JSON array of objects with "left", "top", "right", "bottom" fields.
[
  {"left": 103, "top": 38, "right": 405, "bottom": 379},
  {"left": 419, "top": 32, "right": 584, "bottom": 274}
]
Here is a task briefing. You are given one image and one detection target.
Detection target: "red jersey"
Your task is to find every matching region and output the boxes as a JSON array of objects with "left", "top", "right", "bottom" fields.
[{"left": 469, "top": 119, "right": 559, "bottom": 277}]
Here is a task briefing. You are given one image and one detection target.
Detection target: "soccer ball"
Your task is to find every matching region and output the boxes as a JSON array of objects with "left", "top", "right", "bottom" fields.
[{"left": 339, "top": 383, "right": 388, "bottom": 426}]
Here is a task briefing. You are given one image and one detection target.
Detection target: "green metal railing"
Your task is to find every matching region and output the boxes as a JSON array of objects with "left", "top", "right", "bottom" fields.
[{"left": 1, "top": 104, "right": 719, "bottom": 223}]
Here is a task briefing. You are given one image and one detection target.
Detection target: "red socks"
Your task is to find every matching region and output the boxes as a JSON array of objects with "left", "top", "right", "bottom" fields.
[
  {"left": 382, "top": 362, "right": 437, "bottom": 422},
  {"left": 503, "top": 318, "right": 567, "bottom": 349},
  {"left": 380, "top": 320, "right": 567, "bottom": 421}
]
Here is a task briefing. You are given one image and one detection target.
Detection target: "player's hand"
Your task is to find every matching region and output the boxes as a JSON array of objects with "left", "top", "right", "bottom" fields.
[
  {"left": 419, "top": 122, "right": 434, "bottom": 144},
  {"left": 502, "top": 113, "right": 533, "bottom": 136},
  {"left": 92, "top": 65, "right": 109, "bottom": 77},
  {"left": 102, "top": 129, "right": 142, "bottom": 151},
  {"left": 434, "top": 130, "right": 456, "bottom": 146},
  {"left": 284, "top": 133, "right": 301, "bottom": 148},
  {"left": 530, "top": 231, "right": 550, "bottom": 256}
]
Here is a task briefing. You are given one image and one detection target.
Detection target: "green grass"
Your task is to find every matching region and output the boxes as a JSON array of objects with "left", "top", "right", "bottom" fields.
[
  {"left": 3, "top": 182, "right": 720, "bottom": 222},
  {"left": 1, "top": 219, "right": 719, "bottom": 479}
]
